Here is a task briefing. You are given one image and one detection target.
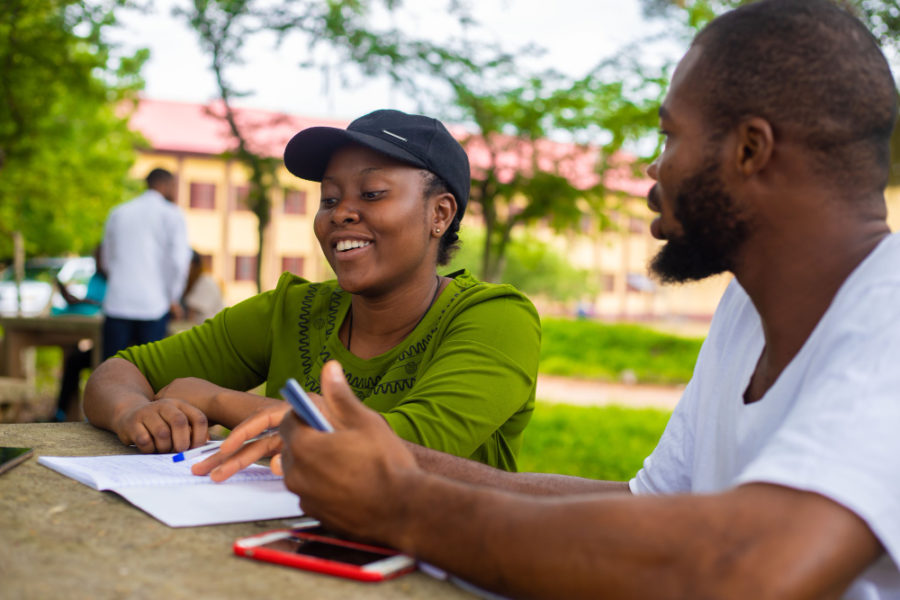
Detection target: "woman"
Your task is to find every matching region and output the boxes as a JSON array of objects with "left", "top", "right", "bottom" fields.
[{"left": 83, "top": 109, "right": 540, "bottom": 475}]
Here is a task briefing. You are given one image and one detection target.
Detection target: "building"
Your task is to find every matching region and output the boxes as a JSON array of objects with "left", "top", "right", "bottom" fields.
[
  {"left": 129, "top": 99, "right": 342, "bottom": 307},
  {"left": 127, "top": 99, "right": 900, "bottom": 321}
]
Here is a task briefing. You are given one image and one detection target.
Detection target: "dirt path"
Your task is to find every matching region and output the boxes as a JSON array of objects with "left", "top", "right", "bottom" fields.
[{"left": 536, "top": 374, "right": 683, "bottom": 410}]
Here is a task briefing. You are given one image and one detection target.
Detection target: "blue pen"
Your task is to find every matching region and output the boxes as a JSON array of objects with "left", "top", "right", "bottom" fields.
[
  {"left": 280, "top": 378, "right": 334, "bottom": 432},
  {"left": 172, "top": 427, "right": 280, "bottom": 462}
]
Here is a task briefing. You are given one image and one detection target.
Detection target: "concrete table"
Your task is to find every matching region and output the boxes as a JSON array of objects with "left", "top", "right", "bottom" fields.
[
  {"left": 0, "top": 315, "right": 103, "bottom": 378},
  {"left": 0, "top": 422, "right": 474, "bottom": 600}
]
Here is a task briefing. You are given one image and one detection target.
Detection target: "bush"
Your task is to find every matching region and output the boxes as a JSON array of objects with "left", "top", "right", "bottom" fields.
[
  {"left": 445, "top": 228, "right": 593, "bottom": 301},
  {"left": 540, "top": 318, "right": 703, "bottom": 385},
  {"left": 518, "top": 403, "right": 671, "bottom": 480}
]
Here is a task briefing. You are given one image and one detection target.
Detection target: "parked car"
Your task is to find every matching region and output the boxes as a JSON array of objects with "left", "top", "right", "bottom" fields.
[{"left": 0, "top": 256, "right": 96, "bottom": 316}]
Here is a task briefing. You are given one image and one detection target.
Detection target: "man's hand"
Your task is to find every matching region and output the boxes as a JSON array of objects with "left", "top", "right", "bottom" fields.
[
  {"left": 192, "top": 402, "right": 291, "bottom": 482},
  {"left": 277, "top": 360, "right": 419, "bottom": 542},
  {"left": 112, "top": 397, "right": 208, "bottom": 453}
]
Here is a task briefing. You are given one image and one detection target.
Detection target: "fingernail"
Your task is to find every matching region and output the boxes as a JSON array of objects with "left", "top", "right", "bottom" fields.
[{"left": 326, "top": 360, "right": 343, "bottom": 382}]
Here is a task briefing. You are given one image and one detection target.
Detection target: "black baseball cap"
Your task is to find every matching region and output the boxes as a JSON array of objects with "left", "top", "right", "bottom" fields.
[{"left": 283, "top": 109, "right": 470, "bottom": 220}]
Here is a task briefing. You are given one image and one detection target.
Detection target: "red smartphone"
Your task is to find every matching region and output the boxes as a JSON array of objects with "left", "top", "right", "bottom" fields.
[{"left": 233, "top": 522, "right": 415, "bottom": 582}]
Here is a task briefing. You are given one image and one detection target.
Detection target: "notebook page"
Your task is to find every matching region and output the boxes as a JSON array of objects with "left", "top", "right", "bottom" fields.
[
  {"left": 115, "top": 480, "right": 303, "bottom": 527},
  {"left": 39, "top": 453, "right": 279, "bottom": 490}
]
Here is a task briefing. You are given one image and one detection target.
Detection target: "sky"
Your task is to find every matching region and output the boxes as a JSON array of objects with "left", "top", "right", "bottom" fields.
[{"left": 107, "top": 0, "right": 686, "bottom": 122}]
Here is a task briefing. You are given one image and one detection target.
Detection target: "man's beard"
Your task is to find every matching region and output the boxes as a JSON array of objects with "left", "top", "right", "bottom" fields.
[{"left": 649, "top": 159, "right": 750, "bottom": 283}]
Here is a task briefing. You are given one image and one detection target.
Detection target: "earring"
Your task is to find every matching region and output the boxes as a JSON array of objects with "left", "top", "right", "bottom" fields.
[{"left": 434, "top": 228, "right": 441, "bottom": 234}]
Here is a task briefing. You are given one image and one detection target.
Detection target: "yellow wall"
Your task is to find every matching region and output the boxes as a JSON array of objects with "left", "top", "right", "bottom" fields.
[
  {"left": 886, "top": 184, "right": 900, "bottom": 231},
  {"left": 131, "top": 152, "right": 756, "bottom": 322},
  {"left": 132, "top": 152, "right": 322, "bottom": 306}
]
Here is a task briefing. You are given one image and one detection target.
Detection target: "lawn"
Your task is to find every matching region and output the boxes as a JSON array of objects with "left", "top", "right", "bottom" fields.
[
  {"left": 517, "top": 402, "right": 671, "bottom": 480},
  {"left": 539, "top": 318, "right": 704, "bottom": 385}
]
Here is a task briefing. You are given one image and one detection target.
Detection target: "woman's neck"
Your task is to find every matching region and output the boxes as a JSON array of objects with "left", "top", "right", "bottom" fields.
[{"left": 343, "top": 273, "right": 446, "bottom": 359}]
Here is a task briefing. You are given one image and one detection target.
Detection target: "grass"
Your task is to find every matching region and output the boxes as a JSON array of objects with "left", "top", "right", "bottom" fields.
[
  {"left": 518, "top": 402, "right": 671, "bottom": 480},
  {"left": 540, "top": 318, "right": 703, "bottom": 385}
]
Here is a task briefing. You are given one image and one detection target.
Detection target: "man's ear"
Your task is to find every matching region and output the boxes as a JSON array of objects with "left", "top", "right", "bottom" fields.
[
  {"left": 735, "top": 117, "right": 774, "bottom": 177},
  {"left": 430, "top": 193, "right": 457, "bottom": 237}
]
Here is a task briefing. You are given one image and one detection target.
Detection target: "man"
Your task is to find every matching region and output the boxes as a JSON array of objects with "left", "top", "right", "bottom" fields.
[
  {"left": 101, "top": 168, "right": 191, "bottom": 358},
  {"left": 273, "top": 1, "right": 900, "bottom": 597}
]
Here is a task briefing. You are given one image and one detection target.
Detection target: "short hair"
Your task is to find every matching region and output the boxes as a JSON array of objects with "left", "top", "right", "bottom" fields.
[
  {"left": 421, "top": 171, "right": 461, "bottom": 265},
  {"left": 146, "top": 168, "right": 174, "bottom": 189},
  {"left": 691, "top": 0, "right": 897, "bottom": 192}
]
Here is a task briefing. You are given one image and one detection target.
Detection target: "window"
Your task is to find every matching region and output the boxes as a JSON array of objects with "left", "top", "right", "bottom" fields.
[
  {"left": 283, "top": 189, "right": 307, "bottom": 215},
  {"left": 232, "top": 185, "right": 251, "bottom": 211},
  {"left": 601, "top": 273, "right": 616, "bottom": 292},
  {"left": 234, "top": 255, "right": 257, "bottom": 282},
  {"left": 189, "top": 182, "right": 216, "bottom": 210},
  {"left": 281, "top": 256, "right": 305, "bottom": 277}
]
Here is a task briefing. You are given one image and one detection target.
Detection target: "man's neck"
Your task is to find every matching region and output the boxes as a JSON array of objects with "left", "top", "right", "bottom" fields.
[{"left": 735, "top": 214, "right": 889, "bottom": 402}]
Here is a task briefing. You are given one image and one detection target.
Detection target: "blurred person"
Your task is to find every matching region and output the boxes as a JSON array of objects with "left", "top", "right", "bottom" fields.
[
  {"left": 100, "top": 168, "right": 191, "bottom": 358},
  {"left": 84, "top": 110, "right": 540, "bottom": 475},
  {"left": 51, "top": 245, "right": 107, "bottom": 421},
  {"left": 273, "top": 2, "right": 900, "bottom": 598},
  {"left": 181, "top": 250, "right": 224, "bottom": 325}
]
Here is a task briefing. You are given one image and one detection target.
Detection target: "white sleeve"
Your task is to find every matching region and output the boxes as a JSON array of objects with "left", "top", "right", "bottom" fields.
[
  {"left": 735, "top": 283, "right": 900, "bottom": 567},
  {"left": 629, "top": 379, "right": 695, "bottom": 495},
  {"left": 166, "top": 207, "right": 192, "bottom": 304}
]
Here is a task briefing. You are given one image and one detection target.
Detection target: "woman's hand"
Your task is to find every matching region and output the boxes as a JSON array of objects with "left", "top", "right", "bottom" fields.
[
  {"left": 192, "top": 400, "right": 294, "bottom": 482},
  {"left": 112, "top": 397, "right": 209, "bottom": 454},
  {"left": 155, "top": 377, "right": 228, "bottom": 414}
]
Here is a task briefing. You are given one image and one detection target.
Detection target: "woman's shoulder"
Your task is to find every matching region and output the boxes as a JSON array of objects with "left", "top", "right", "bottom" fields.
[
  {"left": 448, "top": 269, "right": 531, "bottom": 301},
  {"left": 445, "top": 269, "right": 538, "bottom": 320},
  {"left": 266, "top": 272, "right": 346, "bottom": 315},
  {"left": 270, "top": 272, "right": 342, "bottom": 295}
]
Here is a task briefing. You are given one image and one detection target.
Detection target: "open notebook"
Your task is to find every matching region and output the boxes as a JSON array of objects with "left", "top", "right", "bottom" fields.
[{"left": 39, "top": 453, "right": 303, "bottom": 527}]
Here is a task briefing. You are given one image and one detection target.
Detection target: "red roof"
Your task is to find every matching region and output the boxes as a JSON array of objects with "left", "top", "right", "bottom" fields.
[{"left": 128, "top": 98, "right": 651, "bottom": 198}]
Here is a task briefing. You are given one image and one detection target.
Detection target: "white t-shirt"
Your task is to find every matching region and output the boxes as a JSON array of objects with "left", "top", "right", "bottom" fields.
[
  {"left": 630, "top": 233, "right": 900, "bottom": 599},
  {"left": 102, "top": 189, "right": 192, "bottom": 320}
]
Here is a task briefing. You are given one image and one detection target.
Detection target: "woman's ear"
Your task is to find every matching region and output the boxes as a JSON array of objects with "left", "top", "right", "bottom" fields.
[{"left": 431, "top": 193, "right": 457, "bottom": 237}]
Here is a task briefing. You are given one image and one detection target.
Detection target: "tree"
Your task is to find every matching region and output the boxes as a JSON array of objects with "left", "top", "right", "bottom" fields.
[
  {"left": 177, "top": 0, "right": 501, "bottom": 292},
  {"left": 0, "top": 0, "right": 147, "bottom": 261},
  {"left": 639, "top": 0, "right": 900, "bottom": 184},
  {"left": 448, "top": 52, "right": 667, "bottom": 281}
]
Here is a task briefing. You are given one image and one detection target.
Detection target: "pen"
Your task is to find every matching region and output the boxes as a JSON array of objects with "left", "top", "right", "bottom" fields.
[
  {"left": 280, "top": 378, "right": 334, "bottom": 432},
  {"left": 172, "top": 427, "right": 280, "bottom": 463}
]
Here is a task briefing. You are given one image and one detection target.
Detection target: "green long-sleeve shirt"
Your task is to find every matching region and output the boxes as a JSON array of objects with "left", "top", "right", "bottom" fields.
[{"left": 119, "top": 269, "right": 540, "bottom": 470}]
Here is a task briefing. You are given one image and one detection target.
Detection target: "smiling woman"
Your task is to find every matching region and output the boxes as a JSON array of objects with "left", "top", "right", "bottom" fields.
[{"left": 83, "top": 109, "right": 541, "bottom": 475}]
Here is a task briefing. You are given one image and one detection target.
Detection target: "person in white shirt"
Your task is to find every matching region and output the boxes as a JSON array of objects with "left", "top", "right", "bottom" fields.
[
  {"left": 230, "top": 1, "right": 900, "bottom": 598},
  {"left": 101, "top": 168, "right": 191, "bottom": 358}
]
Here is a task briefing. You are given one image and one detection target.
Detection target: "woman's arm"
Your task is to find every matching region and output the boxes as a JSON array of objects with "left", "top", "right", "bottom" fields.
[
  {"left": 83, "top": 358, "right": 209, "bottom": 453},
  {"left": 381, "top": 290, "right": 541, "bottom": 469},
  {"left": 85, "top": 287, "right": 279, "bottom": 451}
]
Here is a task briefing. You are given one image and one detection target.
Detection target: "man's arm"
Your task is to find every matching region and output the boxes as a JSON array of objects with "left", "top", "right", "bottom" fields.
[
  {"left": 391, "top": 476, "right": 880, "bottom": 599},
  {"left": 406, "top": 442, "right": 630, "bottom": 496},
  {"left": 279, "top": 362, "right": 883, "bottom": 600}
]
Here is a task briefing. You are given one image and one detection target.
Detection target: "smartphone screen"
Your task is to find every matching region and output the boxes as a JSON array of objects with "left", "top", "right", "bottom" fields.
[
  {"left": 0, "top": 447, "right": 34, "bottom": 475},
  {"left": 265, "top": 537, "right": 393, "bottom": 566}
]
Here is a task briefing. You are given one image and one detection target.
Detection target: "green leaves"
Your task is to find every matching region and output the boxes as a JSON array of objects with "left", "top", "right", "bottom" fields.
[{"left": 0, "top": 0, "right": 147, "bottom": 260}]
